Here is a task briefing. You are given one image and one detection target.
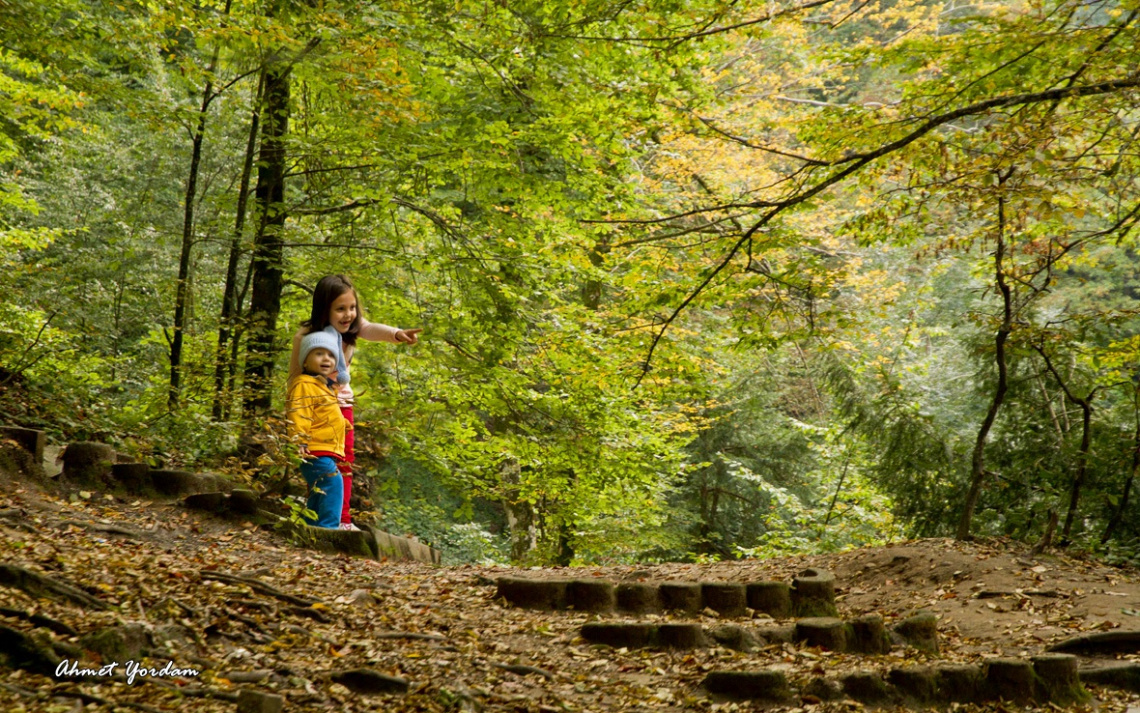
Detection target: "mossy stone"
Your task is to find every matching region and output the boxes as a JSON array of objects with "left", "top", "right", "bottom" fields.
[
  {"left": 495, "top": 577, "right": 569, "bottom": 610},
  {"left": 616, "top": 582, "right": 662, "bottom": 614},
  {"left": 567, "top": 579, "right": 616, "bottom": 613},
  {"left": 794, "top": 617, "right": 847, "bottom": 652},
  {"left": 849, "top": 613, "right": 891, "bottom": 654},
  {"left": 654, "top": 623, "right": 707, "bottom": 649},
  {"left": 659, "top": 581, "right": 702, "bottom": 614},
  {"left": 746, "top": 581, "right": 792, "bottom": 619},
  {"left": 889, "top": 665, "right": 938, "bottom": 703},
  {"left": 791, "top": 568, "right": 838, "bottom": 618},
  {"left": 710, "top": 624, "right": 759, "bottom": 652},
  {"left": 1032, "top": 654, "right": 1089, "bottom": 704},
  {"left": 894, "top": 609, "right": 939, "bottom": 653},
  {"left": 703, "top": 670, "right": 791, "bottom": 702},
  {"left": 702, "top": 582, "right": 748, "bottom": 617},
  {"left": 80, "top": 622, "right": 149, "bottom": 662},
  {"left": 62, "top": 442, "right": 115, "bottom": 486},
  {"left": 935, "top": 663, "right": 982, "bottom": 702},
  {"left": 983, "top": 658, "right": 1035, "bottom": 704},
  {"left": 841, "top": 672, "right": 894, "bottom": 704},
  {"left": 580, "top": 622, "right": 654, "bottom": 649}
]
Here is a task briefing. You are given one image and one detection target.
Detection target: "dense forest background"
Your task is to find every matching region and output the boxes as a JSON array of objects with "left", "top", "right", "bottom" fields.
[{"left": 1, "top": 0, "right": 1138, "bottom": 566}]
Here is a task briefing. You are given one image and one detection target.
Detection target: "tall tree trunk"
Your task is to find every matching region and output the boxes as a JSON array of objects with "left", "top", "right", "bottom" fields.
[
  {"left": 707, "top": 485, "right": 721, "bottom": 552},
  {"left": 111, "top": 280, "right": 124, "bottom": 382},
  {"left": 957, "top": 181, "right": 1014, "bottom": 541},
  {"left": 1102, "top": 397, "right": 1139, "bottom": 543},
  {"left": 169, "top": 76, "right": 218, "bottom": 408},
  {"left": 697, "top": 475, "right": 711, "bottom": 548},
  {"left": 546, "top": 237, "right": 611, "bottom": 563},
  {"left": 226, "top": 257, "right": 256, "bottom": 413},
  {"left": 169, "top": 3, "right": 229, "bottom": 409},
  {"left": 212, "top": 72, "right": 263, "bottom": 421},
  {"left": 1034, "top": 344, "right": 1096, "bottom": 543},
  {"left": 242, "top": 59, "right": 291, "bottom": 415},
  {"left": 1063, "top": 399, "right": 1093, "bottom": 541},
  {"left": 553, "top": 469, "right": 577, "bottom": 566},
  {"left": 821, "top": 453, "right": 852, "bottom": 535},
  {"left": 501, "top": 459, "right": 537, "bottom": 562}
]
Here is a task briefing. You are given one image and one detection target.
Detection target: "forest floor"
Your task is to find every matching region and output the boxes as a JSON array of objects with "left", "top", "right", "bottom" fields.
[{"left": 1, "top": 456, "right": 1139, "bottom": 712}]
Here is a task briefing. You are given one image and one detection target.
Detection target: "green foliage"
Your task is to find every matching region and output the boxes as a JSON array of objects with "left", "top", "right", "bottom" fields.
[
  {"left": 3, "top": 0, "right": 1140, "bottom": 565},
  {"left": 278, "top": 495, "right": 318, "bottom": 530},
  {"left": 1096, "top": 535, "right": 1140, "bottom": 569},
  {"left": 370, "top": 455, "right": 508, "bottom": 566}
]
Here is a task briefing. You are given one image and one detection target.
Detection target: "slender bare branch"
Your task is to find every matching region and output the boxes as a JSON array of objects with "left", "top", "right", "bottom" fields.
[
  {"left": 539, "top": 0, "right": 839, "bottom": 46},
  {"left": 632, "top": 74, "right": 1140, "bottom": 385},
  {"left": 696, "top": 115, "right": 829, "bottom": 165}
]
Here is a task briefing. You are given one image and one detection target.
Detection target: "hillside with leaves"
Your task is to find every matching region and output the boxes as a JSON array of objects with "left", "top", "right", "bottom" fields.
[{"left": 1, "top": 453, "right": 1139, "bottom": 712}]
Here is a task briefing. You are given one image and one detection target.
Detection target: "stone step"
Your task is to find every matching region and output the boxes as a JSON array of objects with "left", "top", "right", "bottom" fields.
[
  {"left": 1, "top": 426, "right": 45, "bottom": 465},
  {"left": 0, "top": 427, "right": 45, "bottom": 478},
  {"left": 1079, "top": 662, "right": 1140, "bottom": 693},
  {"left": 10, "top": 437, "right": 443, "bottom": 564},
  {"left": 578, "top": 612, "right": 935, "bottom": 653},
  {"left": 150, "top": 468, "right": 232, "bottom": 496},
  {"left": 183, "top": 489, "right": 264, "bottom": 517},
  {"left": 1048, "top": 630, "right": 1140, "bottom": 655},
  {"left": 60, "top": 441, "right": 115, "bottom": 486},
  {"left": 47, "top": 441, "right": 444, "bottom": 565},
  {"left": 496, "top": 568, "right": 837, "bottom": 619},
  {"left": 276, "top": 520, "right": 441, "bottom": 565},
  {"left": 703, "top": 654, "right": 1090, "bottom": 705},
  {"left": 368, "top": 526, "right": 441, "bottom": 565},
  {"left": 579, "top": 621, "right": 791, "bottom": 652},
  {"left": 51, "top": 442, "right": 236, "bottom": 497},
  {"left": 794, "top": 615, "right": 891, "bottom": 654}
]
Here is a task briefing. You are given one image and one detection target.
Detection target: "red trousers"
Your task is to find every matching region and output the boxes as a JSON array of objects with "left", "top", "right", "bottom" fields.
[{"left": 338, "top": 406, "right": 354, "bottom": 525}]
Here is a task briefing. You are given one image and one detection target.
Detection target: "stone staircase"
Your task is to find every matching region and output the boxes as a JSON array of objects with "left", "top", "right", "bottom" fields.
[
  {"left": 0, "top": 426, "right": 439, "bottom": 565},
  {"left": 495, "top": 567, "right": 839, "bottom": 618},
  {"left": 494, "top": 567, "right": 1140, "bottom": 706}
]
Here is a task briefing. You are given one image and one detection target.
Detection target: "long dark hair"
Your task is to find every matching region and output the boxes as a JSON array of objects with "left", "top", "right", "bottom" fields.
[{"left": 301, "top": 274, "right": 363, "bottom": 346}]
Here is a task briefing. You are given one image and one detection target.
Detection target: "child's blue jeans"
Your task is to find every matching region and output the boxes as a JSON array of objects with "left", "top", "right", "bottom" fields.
[{"left": 299, "top": 456, "right": 343, "bottom": 528}]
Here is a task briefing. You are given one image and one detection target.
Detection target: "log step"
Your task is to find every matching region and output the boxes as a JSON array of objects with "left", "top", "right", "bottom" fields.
[
  {"left": 702, "top": 655, "right": 1091, "bottom": 705},
  {"left": 496, "top": 574, "right": 805, "bottom": 618}
]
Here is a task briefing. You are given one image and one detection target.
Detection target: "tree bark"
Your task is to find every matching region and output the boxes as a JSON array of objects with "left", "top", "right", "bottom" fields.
[
  {"left": 1101, "top": 392, "right": 1138, "bottom": 543},
  {"left": 957, "top": 181, "right": 1013, "bottom": 541},
  {"left": 212, "top": 72, "right": 263, "bottom": 421},
  {"left": 553, "top": 469, "right": 577, "bottom": 567},
  {"left": 501, "top": 459, "right": 537, "bottom": 562},
  {"left": 169, "top": 1, "right": 232, "bottom": 409},
  {"left": 821, "top": 453, "right": 851, "bottom": 535},
  {"left": 227, "top": 258, "right": 255, "bottom": 407},
  {"left": 242, "top": 59, "right": 291, "bottom": 415},
  {"left": 1034, "top": 345, "right": 1096, "bottom": 543},
  {"left": 1064, "top": 398, "right": 1093, "bottom": 541},
  {"left": 169, "top": 72, "right": 217, "bottom": 408}
]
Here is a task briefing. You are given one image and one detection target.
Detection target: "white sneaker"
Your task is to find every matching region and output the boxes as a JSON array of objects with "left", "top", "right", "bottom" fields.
[{"left": 340, "top": 523, "right": 361, "bottom": 531}]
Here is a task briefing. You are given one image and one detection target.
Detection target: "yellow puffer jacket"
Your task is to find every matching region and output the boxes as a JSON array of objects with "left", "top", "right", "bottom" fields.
[{"left": 286, "top": 375, "right": 346, "bottom": 457}]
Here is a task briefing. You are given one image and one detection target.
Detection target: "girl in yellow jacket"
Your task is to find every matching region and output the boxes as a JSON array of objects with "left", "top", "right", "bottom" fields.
[{"left": 286, "top": 331, "right": 347, "bottom": 528}]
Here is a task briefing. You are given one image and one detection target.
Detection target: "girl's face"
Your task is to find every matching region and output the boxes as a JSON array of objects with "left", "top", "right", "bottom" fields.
[{"left": 328, "top": 291, "right": 357, "bottom": 333}]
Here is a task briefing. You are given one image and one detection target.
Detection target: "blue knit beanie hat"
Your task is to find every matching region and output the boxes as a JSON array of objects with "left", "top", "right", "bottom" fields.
[{"left": 299, "top": 330, "right": 341, "bottom": 370}]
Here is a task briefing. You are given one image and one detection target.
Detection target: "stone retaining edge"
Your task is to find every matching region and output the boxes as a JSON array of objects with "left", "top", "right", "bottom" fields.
[{"left": 701, "top": 654, "right": 1093, "bottom": 705}]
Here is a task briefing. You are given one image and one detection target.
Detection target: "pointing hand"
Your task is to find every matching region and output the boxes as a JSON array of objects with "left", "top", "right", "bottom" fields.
[{"left": 396, "top": 328, "right": 423, "bottom": 345}]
